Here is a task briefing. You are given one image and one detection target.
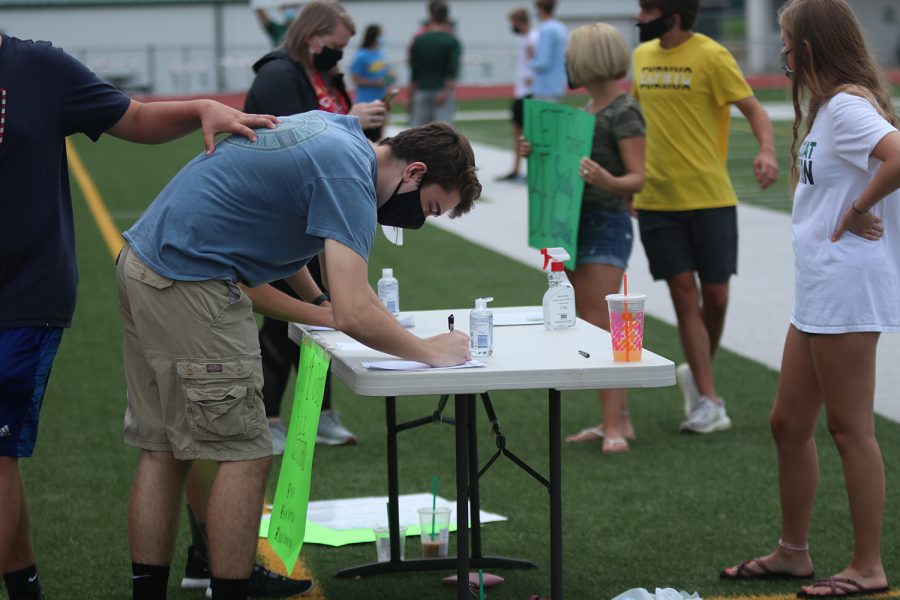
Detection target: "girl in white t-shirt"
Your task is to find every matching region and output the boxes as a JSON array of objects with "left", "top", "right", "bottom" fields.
[{"left": 722, "top": 0, "right": 900, "bottom": 596}]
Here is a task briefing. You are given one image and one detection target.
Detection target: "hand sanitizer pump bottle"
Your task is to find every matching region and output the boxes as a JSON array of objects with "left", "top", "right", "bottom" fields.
[
  {"left": 541, "top": 248, "right": 576, "bottom": 330},
  {"left": 469, "top": 297, "right": 494, "bottom": 356},
  {"left": 377, "top": 268, "right": 399, "bottom": 315}
]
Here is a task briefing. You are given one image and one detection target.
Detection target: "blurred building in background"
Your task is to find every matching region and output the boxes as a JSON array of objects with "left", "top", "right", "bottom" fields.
[{"left": 1, "top": 0, "right": 897, "bottom": 95}]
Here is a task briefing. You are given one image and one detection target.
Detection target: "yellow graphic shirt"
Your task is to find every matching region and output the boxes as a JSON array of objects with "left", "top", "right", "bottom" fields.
[{"left": 633, "top": 33, "right": 752, "bottom": 211}]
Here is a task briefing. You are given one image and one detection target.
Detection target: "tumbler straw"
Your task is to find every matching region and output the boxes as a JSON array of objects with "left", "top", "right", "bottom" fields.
[
  {"left": 623, "top": 274, "right": 630, "bottom": 361},
  {"left": 431, "top": 476, "right": 438, "bottom": 541},
  {"left": 479, "top": 569, "right": 485, "bottom": 600}
]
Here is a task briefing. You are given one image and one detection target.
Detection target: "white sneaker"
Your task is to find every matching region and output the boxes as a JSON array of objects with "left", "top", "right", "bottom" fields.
[
  {"left": 679, "top": 397, "right": 732, "bottom": 434},
  {"left": 268, "top": 420, "right": 288, "bottom": 456},
  {"left": 675, "top": 363, "right": 701, "bottom": 418},
  {"left": 316, "top": 409, "right": 357, "bottom": 446}
]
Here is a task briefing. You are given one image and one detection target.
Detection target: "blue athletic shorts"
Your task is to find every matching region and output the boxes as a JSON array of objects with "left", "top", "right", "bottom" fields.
[
  {"left": 0, "top": 326, "right": 64, "bottom": 457},
  {"left": 576, "top": 208, "right": 634, "bottom": 269}
]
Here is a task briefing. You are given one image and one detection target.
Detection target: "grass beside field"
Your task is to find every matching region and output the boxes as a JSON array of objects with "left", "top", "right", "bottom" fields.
[{"left": 20, "top": 120, "right": 900, "bottom": 600}]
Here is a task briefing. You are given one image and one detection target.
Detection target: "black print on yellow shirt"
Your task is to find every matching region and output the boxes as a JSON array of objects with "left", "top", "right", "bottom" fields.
[
  {"left": 799, "top": 140, "right": 817, "bottom": 185},
  {"left": 638, "top": 66, "right": 693, "bottom": 91}
]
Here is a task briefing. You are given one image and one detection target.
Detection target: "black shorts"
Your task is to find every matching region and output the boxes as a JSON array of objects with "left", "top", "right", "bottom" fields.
[
  {"left": 637, "top": 206, "right": 737, "bottom": 284},
  {"left": 511, "top": 95, "right": 531, "bottom": 128}
]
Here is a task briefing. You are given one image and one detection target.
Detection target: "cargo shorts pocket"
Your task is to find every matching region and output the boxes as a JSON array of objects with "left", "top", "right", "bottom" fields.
[
  {"left": 177, "top": 359, "right": 261, "bottom": 441},
  {"left": 124, "top": 250, "right": 174, "bottom": 290}
]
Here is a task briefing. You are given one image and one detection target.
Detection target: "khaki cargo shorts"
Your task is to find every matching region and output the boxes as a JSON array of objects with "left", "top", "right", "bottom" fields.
[{"left": 116, "top": 244, "right": 272, "bottom": 461}]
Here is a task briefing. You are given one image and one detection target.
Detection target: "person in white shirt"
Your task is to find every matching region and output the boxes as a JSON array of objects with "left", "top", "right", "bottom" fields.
[
  {"left": 497, "top": 7, "right": 539, "bottom": 182},
  {"left": 721, "top": 0, "right": 900, "bottom": 596}
]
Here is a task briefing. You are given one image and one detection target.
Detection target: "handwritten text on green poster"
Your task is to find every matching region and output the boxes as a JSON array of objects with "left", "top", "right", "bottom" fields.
[
  {"left": 268, "top": 335, "right": 331, "bottom": 573},
  {"left": 524, "top": 99, "right": 596, "bottom": 269}
]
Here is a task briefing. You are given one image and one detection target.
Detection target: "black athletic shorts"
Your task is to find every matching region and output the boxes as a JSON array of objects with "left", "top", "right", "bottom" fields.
[
  {"left": 511, "top": 95, "right": 531, "bottom": 128},
  {"left": 637, "top": 206, "right": 737, "bottom": 284}
]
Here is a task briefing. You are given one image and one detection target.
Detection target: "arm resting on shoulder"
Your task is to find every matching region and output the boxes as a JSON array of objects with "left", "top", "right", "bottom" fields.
[
  {"left": 734, "top": 95, "right": 779, "bottom": 189},
  {"left": 323, "top": 239, "right": 470, "bottom": 367},
  {"left": 106, "top": 99, "right": 278, "bottom": 155}
]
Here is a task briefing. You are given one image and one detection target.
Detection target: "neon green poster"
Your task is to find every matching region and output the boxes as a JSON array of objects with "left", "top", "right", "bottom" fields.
[
  {"left": 268, "top": 335, "right": 331, "bottom": 572},
  {"left": 524, "top": 99, "right": 596, "bottom": 269}
]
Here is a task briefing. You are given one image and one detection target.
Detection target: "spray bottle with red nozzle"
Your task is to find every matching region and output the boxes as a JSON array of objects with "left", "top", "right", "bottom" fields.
[{"left": 541, "top": 247, "right": 576, "bottom": 330}]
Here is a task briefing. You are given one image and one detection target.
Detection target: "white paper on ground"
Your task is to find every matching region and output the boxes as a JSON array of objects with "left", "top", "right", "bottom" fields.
[
  {"left": 306, "top": 493, "right": 506, "bottom": 530},
  {"left": 611, "top": 589, "right": 701, "bottom": 600},
  {"left": 361, "top": 359, "right": 486, "bottom": 371},
  {"left": 493, "top": 309, "right": 543, "bottom": 326},
  {"left": 305, "top": 313, "right": 415, "bottom": 332}
]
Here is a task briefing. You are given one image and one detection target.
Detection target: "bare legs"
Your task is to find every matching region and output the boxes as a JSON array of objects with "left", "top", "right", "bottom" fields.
[
  {"left": 566, "top": 263, "right": 632, "bottom": 451},
  {"left": 0, "top": 458, "right": 36, "bottom": 576},
  {"left": 130, "top": 451, "right": 270, "bottom": 578},
  {"left": 666, "top": 272, "right": 728, "bottom": 402},
  {"left": 723, "top": 326, "right": 886, "bottom": 593}
]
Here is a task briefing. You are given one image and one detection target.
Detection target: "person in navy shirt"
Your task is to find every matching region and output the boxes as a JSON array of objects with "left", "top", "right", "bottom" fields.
[{"left": 0, "top": 34, "right": 277, "bottom": 600}]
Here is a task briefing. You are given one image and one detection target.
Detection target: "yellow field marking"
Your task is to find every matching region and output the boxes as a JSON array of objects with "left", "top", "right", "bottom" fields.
[
  {"left": 66, "top": 139, "right": 125, "bottom": 260},
  {"left": 67, "top": 139, "right": 325, "bottom": 597}
]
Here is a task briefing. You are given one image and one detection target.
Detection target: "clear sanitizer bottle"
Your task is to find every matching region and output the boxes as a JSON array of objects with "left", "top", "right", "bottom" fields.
[
  {"left": 541, "top": 248, "right": 576, "bottom": 330},
  {"left": 469, "top": 297, "right": 494, "bottom": 356},
  {"left": 377, "top": 268, "right": 399, "bottom": 315}
]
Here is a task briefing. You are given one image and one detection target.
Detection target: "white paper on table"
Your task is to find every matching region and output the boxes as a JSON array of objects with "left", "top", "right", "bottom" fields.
[
  {"left": 333, "top": 341, "right": 375, "bottom": 352},
  {"left": 361, "top": 359, "right": 486, "bottom": 371},
  {"left": 305, "top": 313, "right": 415, "bottom": 332},
  {"left": 306, "top": 493, "right": 506, "bottom": 530},
  {"left": 493, "top": 309, "right": 543, "bottom": 327}
]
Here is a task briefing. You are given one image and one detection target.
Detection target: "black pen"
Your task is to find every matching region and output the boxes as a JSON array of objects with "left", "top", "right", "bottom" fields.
[
  {"left": 578, "top": 350, "right": 590, "bottom": 358},
  {"left": 448, "top": 314, "right": 454, "bottom": 332}
]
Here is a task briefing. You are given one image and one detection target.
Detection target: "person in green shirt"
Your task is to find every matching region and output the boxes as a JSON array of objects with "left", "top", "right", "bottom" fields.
[{"left": 408, "top": 0, "right": 461, "bottom": 126}]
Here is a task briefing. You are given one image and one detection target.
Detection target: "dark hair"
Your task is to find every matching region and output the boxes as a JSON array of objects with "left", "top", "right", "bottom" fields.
[
  {"left": 429, "top": 0, "right": 449, "bottom": 24},
  {"left": 361, "top": 24, "right": 381, "bottom": 49},
  {"left": 535, "top": 0, "right": 556, "bottom": 16},
  {"left": 380, "top": 122, "right": 481, "bottom": 217},
  {"left": 639, "top": 0, "right": 699, "bottom": 30}
]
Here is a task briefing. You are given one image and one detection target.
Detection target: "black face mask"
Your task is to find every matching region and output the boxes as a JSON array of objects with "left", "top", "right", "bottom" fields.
[
  {"left": 636, "top": 14, "right": 675, "bottom": 42},
  {"left": 565, "top": 59, "right": 578, "bottom": 90},
  {"left": 377, "top": 179, "right": 426, "bottom": 229},
  {"left": 511, "top": 25, "right": 522, "bottom": 35},
  {"left": 313, "top": 46, "right": 343, "bottom": 71}
]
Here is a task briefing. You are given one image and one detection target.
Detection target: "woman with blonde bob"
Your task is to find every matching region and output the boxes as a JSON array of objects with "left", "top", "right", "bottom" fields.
[
  {"left": 722, "top": 0, "right": 900, "bottom": 596},
  {"left": 524, "top": 23, "right": 645, "bottom": 453}
]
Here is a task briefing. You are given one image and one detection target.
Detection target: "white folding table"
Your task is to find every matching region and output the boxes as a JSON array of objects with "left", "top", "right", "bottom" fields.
[{"left": 289, "top": 307, "right": 674, "bottom": 599}]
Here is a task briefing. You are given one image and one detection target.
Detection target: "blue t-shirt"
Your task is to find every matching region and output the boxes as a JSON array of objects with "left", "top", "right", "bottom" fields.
[
  {"left": 530, "top": 19, "right": 568, "bottom": 98},
  {"left": 124, "top": 111, "right": 377, "bottom": 287},
  {"left": 0, "top": 36, "right": 131, "bottom": 329},
  {"left": 350, "top": 47, "right": 389, "bottom": 103}
]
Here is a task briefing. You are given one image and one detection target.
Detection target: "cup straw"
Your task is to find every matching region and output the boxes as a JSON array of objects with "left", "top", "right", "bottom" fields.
[
  {"left": 431, "top": 476, "right": 438, "bottom": 541},
  {"left": 479, "top": 569, "right": 484, "bottom": 600}
]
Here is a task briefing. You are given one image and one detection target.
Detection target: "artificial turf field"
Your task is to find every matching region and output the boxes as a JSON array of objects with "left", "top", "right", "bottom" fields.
[{"left": 18, "top": 103, "right": 900, "bottom": 599}]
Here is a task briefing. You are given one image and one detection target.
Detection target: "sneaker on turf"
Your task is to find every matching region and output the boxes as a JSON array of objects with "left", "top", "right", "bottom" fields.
[
  {"left": 679, "top": 397, "right": 732, "bottom": 434},
  {"left": 269, "top": 420, "right": 288, "bottom": 456},
  {"left": 316, "top": 409, "right": 357, "bottom": 446},
  {"left": 675, "top": 363, "right": 702, "bottom": 418},
  {"left": 204, "top": 565, "right": 314, "bottom": 598},
  {"left": 182, "top": 545, "right": 211, "bottom": 589}
]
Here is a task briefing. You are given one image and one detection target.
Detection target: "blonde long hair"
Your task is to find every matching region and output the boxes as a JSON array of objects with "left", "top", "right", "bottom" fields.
[
  {"left": 778, "top": 0, "right": 898, "bottom": 186},
  {"left": 282, "top": 0, "right": 355, "bottom": 68}
]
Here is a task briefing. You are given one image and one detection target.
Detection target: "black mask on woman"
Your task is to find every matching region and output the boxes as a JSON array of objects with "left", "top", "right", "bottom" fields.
[
  {"left": 313, "top": 46, "right": 343, "bottom": 71},
  {"left": 377, "top": 179, "right": 426, "bottom": 229},
  {"left": 636, "top": 14, "right": 675, "bottom": 42},
  {"left": 565, "top": 59, "right": 578, "bottom": 90}
]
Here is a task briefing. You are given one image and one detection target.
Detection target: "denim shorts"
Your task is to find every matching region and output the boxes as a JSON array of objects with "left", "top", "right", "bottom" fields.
[
  {"left": 0, "top": 326, "right": 64, "bottom": 457},
  {"left": 576, "top": 208, "right": 634, "bottom": 269}
]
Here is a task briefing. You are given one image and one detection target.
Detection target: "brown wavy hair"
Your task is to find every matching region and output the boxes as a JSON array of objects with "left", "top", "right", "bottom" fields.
[
  {"left": 778, "top": 0, "right": 898, "bottom": 187},
  {"left": 379, "top": 122, "right": 481, "bottom": 217}
]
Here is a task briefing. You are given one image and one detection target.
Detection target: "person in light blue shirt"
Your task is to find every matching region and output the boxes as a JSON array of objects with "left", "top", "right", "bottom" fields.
[
  {"left": 530, "top": 0, "right": 568, "bottom": 101},
  {"left": 351, "top": 24, "right": 393, "bottom": 103},
  {"left": 117, "top": 110, "right": 481, "bottom": 600}
]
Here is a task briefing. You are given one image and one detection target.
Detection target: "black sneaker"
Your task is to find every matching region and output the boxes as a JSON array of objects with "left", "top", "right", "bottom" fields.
[
  {"left": 182, "top": 545, "right": 211, "bottom": 589},
  {"left": 247, "top": 565, "right": 314, "bottom": 598}
]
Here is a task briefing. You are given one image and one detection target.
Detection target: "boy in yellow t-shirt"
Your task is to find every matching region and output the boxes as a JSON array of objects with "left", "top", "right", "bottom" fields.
[{"left": 632, "top": 0, "right": 778, "bottom": 433}]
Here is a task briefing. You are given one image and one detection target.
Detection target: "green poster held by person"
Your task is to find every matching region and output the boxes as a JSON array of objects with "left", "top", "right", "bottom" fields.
[
  {"left": 524, "top": 99, "right": 596, "bottom": 269},
  {"left": 268, "top": 335, "right": 331, "bottom": 572}
]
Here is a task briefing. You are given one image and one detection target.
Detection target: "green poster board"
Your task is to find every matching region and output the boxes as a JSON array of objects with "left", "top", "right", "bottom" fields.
[
  {"left": 267, "top": 335, "right": 331, "bottom": 572},
  {"left": 524, "top": 99, "right": 596, "bottom": 269}
]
